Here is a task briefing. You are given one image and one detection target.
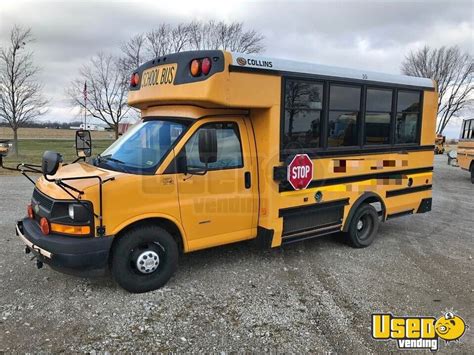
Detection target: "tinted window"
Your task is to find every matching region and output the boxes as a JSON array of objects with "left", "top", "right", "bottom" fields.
[
  {"left": 185, "top": 122, "right": 242, "bottom": 170},
  {"left": 366, "top": 88, "right": 392, "bottom": 112},
  {"left": 283, "top": 80, "right": 323, "bottom": 150},
  {"left": 364, "top": 88, "right": 393, "bottom": 145},
  {"left": 396, "top": 113, "right": 418, "bottom": 144},
  {"left": 283, "top": 110, "right": 321, "bottom": 149},
  {"left": 460, "top": 120, "right": 467, "bottom": 139},
  {"left": 330, "top": 85, "right": 361, "bottom": 110},
  {"left": 365, "top": 113, "right": 391, "bottom": 144},
  {"left": 328, "top": 85, "right": 360, "bottom": 147},
  {"left": 395, "top": 90, "right": 421, "bottom": 144},
  {"left": 328, "top": 112, "right": 358, "bottom": 147},
  {"left": 397, "top": 91, "right": 420, "bottom": 112},
  {"left": 463, "top": 119, "right": 474, "bottom": 140}
]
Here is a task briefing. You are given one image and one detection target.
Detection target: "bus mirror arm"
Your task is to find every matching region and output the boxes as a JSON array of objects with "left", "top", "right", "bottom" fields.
[
  {"left": 184, "top": 165, "right": 208, "bottom": 179},
  {"left": 0, "top": 155, "right": 43, "bottom": 185}
]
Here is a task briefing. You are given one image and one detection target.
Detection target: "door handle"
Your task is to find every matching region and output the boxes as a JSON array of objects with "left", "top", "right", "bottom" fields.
[{"left": 244, "top": 171, "right": 251, "bottom": 189}]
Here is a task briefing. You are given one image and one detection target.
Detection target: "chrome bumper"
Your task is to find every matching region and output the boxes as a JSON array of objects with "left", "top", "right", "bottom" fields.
[{"left": 16, "top": 222, "right": 52, "bottom": 259}]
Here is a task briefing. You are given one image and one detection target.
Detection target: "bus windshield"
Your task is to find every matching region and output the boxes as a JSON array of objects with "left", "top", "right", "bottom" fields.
[{"left": 96, "top": 119, "right": 189, "bottom": 174}]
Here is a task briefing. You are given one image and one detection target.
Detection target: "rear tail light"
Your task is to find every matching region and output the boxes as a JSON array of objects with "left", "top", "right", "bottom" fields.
[
  {"left": 40, "top": 217, "right": 50, "bottom": 235},
  {"left": 201, "top": 57, "right": 212, "bottom": 75},
  {"left": 190, "top": 59, "right": 201, "bottom": 77},
  {"left": 27, "top": 204, "right": 34, "bottom": 219},
  {"left": 130, "top": 72, "right": 140, "bottom": 87}
]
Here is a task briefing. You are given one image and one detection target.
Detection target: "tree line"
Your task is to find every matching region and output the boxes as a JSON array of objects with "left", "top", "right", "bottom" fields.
[{"left": 0, "top": 22, "right": 472, "bottom": 157}]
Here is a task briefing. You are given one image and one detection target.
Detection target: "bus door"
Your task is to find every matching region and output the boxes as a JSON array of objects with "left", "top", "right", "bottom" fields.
[{"left": 176, "top": 118, "right": 257, "bottom": 249}]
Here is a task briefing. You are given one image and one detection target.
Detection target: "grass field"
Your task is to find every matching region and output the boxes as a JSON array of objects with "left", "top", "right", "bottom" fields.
[{"left": 1, "top": 128, "right": 114, "bottom": 176}]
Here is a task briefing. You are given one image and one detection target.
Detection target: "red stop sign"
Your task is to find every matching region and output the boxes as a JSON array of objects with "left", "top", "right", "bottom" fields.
[{"left": 287, "top": 154, "right": 314, "bottom": 190}]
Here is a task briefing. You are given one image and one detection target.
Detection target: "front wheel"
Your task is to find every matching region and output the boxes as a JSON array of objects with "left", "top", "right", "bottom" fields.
[
  {"left": 346, "top": 204, "right": 379, "bottom": 248},
  {"left": 111, "top": 225, "right": 178, "bottom": 293},
  {"left": 470, "top": 165, "right": 474, "bottom": 184}
]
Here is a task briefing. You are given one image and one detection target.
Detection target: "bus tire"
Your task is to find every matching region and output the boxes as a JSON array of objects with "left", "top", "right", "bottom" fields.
[
  {"left": 470, "top": 164, "right": 474, "bottom": 184},
  {"left": 346, "top": 204, "right": 379, "bottom": 248},
  {"left": 111, "top": 225, "right": 178, "bottom": 293}
]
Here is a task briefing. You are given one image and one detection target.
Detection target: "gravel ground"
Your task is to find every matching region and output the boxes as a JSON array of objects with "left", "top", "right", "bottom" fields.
[{"left": 0, "top": 155, "right": 473, "bottom": 353}]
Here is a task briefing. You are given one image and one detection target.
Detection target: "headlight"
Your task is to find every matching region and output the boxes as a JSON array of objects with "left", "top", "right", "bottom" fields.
[
  {"left": 68, "top": 204, "right": 75, "bottom": 219},
  {"left": 67, "top": 203, "right": 89, "bottom": 222}
]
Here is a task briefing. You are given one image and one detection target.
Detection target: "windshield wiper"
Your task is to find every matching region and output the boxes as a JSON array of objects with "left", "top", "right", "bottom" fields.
[
  {"left": 94, "top": 154, "right": 133, "bottom": 173},
  {"left": 99, "top": 154, "right": 126, "bottom": 164}
]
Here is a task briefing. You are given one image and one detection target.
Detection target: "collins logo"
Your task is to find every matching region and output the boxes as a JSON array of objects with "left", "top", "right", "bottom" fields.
[
  {"left": 372, "top": 312, "right": 467, "bottom": 351},
  {"left": 236, "top": 57, "right": 247, "bottom": 66}
]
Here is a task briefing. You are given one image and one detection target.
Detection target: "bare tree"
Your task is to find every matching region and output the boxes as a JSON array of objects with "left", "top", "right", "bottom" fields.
[
  {"left": 401, "top": 45, "right": 473, "bottom": 134},
  {"left": 67, "top": 52, "right": 129, "bottom": 139},
  {"left": 119, "top": 33, "right": 146, "bottom": 74},
  {"left": 0, "top": 25, "right": 48, "bottom": 156},
  {"left": 188, "top": 21, "right": 264, "bottom": 53},
  {"left": 121, "top": 20, "right": 265, "bottom": 72}
]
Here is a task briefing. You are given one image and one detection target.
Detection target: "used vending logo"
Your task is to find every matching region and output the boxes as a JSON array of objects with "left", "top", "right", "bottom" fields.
[{"left": 372, "top": 312, "right": 466, "bottom": 351}]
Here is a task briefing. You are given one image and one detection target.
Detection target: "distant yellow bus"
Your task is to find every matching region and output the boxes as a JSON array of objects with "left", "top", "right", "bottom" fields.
[
  {"left": 458, "top": 118, "right": 474, "bottom": 183},
  {"left": 9, "top": 50, "right": 437, "bottom": 292}
]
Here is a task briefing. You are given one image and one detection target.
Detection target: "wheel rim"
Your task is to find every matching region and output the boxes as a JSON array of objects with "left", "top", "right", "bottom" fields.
[
  {"left": 136, "top": 250, "right": 160, "bottom": 274},
  {"left": 129, "top": 242, "right": 165, "bottom": 276},
  {"left": 356, "top": 213, "right": 373, "bottom": 241}
]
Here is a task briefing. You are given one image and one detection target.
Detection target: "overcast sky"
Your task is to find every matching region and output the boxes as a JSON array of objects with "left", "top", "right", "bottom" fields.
[{"left": 1, "top": 0, "right": 473, "bottom": 137}]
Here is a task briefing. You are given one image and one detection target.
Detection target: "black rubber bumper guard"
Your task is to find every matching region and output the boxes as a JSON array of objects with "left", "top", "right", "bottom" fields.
[{"left": 16, "top": 218, "right": 114, "bottom": 271}]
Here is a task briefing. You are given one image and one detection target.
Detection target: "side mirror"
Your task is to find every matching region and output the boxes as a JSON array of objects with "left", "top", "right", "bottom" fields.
[
  {"left": 198, "top": 128, "right": 217, "bottom": 165},
  {"left": 42, "top": 151, "right": 63, "bottom": 176},
  {"left": 0, "top": 140, "right": 11, "bottom": 158},
  {"left": 76, "top": 130, "right": 92, "bottom": 158}
]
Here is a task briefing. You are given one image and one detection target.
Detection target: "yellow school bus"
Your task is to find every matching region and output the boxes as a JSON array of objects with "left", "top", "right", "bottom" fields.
[
  {"left": 457, "top": 118, "right": 474, "bottom": 183},
  {"left": 8, "top": 50, "right": 437, "bottom": 292}
]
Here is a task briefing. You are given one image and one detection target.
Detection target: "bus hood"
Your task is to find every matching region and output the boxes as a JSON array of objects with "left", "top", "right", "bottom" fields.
[{"left": 35, "top": 162, "right": 123, "bottom": 200}]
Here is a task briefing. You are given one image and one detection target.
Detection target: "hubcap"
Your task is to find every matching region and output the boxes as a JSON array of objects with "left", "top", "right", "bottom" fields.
[
  {"left": 357, "top": 219, "right": 364, "bottom": 231},
  {"left": 136, "top": 250, "right": 160, "bottom": 274}
]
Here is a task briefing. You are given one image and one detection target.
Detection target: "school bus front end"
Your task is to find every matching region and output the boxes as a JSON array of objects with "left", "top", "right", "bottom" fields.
[
  {"left": 11, "top": 50, "right": 437, "bottom": 292},
  {"left": 457, "top": 118, "right": 474, "bottom": 183}
]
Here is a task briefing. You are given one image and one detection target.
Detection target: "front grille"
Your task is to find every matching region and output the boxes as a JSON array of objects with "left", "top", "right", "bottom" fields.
[{"left": 32, "top": 188, "right": 54, "bottom": 211}]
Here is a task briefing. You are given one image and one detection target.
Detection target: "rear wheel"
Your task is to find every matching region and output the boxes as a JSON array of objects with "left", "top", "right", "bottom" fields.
[
  {"left": 346, "top": 204, "right": 379, "bottom": 248},
  {"left": 111, "top": 225, "right": 178, "bottom": 293},
  {"left": 470, "top": 164, "right": 474, "bottom": 184}
]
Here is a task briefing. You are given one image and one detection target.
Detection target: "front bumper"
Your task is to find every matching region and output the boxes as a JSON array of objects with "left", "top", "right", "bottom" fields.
[{"left": 16, "top": 218, "right": 113, "bottom": 271}]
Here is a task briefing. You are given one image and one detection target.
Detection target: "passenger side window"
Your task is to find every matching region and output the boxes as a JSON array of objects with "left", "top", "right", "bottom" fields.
[
  {"left": 328, "top": 85, "right": 361, "bottom": 147},
  {"left": 184, "top": 122, "right": 243, "bottom": 170},
  {"left": 283, "top": 79, "right": 323, "bottom": 151},
  {"left": 364, "top": 88, "right": 392, "bottom": 145},
  {"left": 395, "top": 91, "right": 421, "bottom": 144},
  {"left": 463, "top": 119, "right": 473, "bottom": 140}
]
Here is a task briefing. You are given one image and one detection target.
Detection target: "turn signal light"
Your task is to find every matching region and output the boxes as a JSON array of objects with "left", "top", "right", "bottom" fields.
[
  {"left": 51, "top": 223, "right": 91, "bottom": 236},
  {"left": 201, "top": 57, "right": 212, "bottom": 75},
  {"left": 130, "top": 72, "right": 140, "bottom": 87},
  {"left": 27, "top": 204, "right": 34, "bottom": 219},
  {"left": 190, "top": 59, "right": 201, "bottom": 77},
  {"left": 40, "top": 217, "right": 50, "bottom": 235}
]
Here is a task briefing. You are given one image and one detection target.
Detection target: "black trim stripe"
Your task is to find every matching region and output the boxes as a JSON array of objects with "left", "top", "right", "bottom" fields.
[
  {"left": 386, "top": 184, "right": 432, "bottom": 198},
  {"left": 280, "top": 145, "right": 434, "bottom": 161},
  {"left": 229, "top": 65, "right": 435, "bottom": 91},
  {"left": 279, "top": 166, "right": 433, "bottom": 192},
  {"left": 279, "top": 198, "right": 349, "bottom": 218}
]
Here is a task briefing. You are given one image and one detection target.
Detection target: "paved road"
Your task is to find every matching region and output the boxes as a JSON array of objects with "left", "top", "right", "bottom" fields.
[{"left": 0, "top": 155, "right": 473, "bottom": 353}]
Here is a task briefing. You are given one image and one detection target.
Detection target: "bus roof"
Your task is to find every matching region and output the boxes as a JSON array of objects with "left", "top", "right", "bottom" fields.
[{"left": 229, "top": 52, "right": 435, "bottom": 90}]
